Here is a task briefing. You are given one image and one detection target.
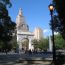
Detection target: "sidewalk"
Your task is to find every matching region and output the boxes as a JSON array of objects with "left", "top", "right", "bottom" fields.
[
  {"left": 0, "top": 60, "right": 52, "bottom": 65},
  {"left": 0, "top": 53, "right": 52, "bottom": 65}
]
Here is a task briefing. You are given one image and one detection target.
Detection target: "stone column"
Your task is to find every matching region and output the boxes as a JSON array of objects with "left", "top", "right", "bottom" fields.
[
  {"left": 17, "top": 34, "right": 22, "bottom": 53},
  {"left": 29, "top": 37, "right": 34, "bottom": 51},
  {"left": 18, "top": 41, "right": 22, "bottom": 53},
  {"left": 49, "top": 36, "right": 53, "bottom": 52},
  {"left": 29, "top": 38, "right": 31, "bottom": 50}
]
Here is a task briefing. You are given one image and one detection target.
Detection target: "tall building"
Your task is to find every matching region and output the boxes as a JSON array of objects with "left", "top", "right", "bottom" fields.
[
  {"left": 16, "top": 8, "right": 29, "bottom": 32},
  {"left": 34, "top": 27, "right": 43, "bottom": 40},
  {"left": 16, "top": 8, "right": 34, "bottom": 52}
]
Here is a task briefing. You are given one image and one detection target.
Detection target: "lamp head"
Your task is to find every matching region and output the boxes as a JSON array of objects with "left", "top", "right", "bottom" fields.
[{"left": 48, "top": 4, "right": 54, "bottom": 11}]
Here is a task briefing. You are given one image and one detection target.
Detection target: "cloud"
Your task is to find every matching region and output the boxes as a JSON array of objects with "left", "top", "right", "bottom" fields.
[
  {"left": 43, "top": 29, "right": 59, "bottom": 35},
  {"left": 43, "top": 29, "right": 50, "bottom": 33},
  {"left": 43, "top": 29, "right": 51, "bottom": 38},
  {"left": 54, "top": 32, "right": 58, "bottom": 35},
  {"left": 43, "top": 29, "right": 59, "bottom": 38},
  {"left": 43, "top": 29, "right": 48, "bottom": 33}
]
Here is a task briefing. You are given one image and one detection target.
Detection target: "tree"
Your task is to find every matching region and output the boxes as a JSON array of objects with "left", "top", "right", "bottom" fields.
[
  {"left": 32, "top": 39, "right": 38, "bottom": 50},
  {"left": 52, "top": 0, "right": 65, "bottom": 39},
  {"left": 0, "top": 0, "right": 16, "bottom": 51},
  {"left": 0, "top": 0, "right": 12, "bottom": 7},
  {"left": 38, "top": 38, "right": 48, "bottom": 51},
  {"left": 54, "top": 34, "right": 65, "bottom": 49},
  {"left": 49, "top": 15, "right": 60, "bottom": 32},
  {"left": 10, "top": 32, "right": 17, "bottom": 50},
  {"left": 32, "top": 38, "right": 48, "bottom": 51}
]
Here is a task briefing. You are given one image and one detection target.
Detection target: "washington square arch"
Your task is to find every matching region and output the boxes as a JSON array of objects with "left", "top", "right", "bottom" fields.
[
  {"left": 16, "top": 8, "right": 52, "bottom": 53},
  {"left": 16, "top": 8, "right": 35, "bottom": 53}
]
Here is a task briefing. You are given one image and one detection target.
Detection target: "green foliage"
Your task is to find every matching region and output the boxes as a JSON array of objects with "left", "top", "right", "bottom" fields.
[
  {"left": 0, "top": 0, "right": 16, "bottom": 51},
  {"left": 54, "top": 34, "right": 65, "bottom": 49},
  {"left": 10, "top": 34, "right": 17, "bottom": 49},
  {"left": 38, "top": 38, "right": 48, "bottom": 51},
  {"left": 0, "top": 0, "right": 12, "bottom": 7},
  {"left": 0, "top": 41, "right": 4, "bottom": 49},
  {"left": 52, "top": 0, "right": 65, "bottom": 39},
  {"left": 49, "top": 15, "right": 61, "bottom": 32},
  {"left": 32, "top": 39, "right": 38, "bottom": 49},
  {"left": 32, "top": 38, "right": 48, "bottom": 51}
]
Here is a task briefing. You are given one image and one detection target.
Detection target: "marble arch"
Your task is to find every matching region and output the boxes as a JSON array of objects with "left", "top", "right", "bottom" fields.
[
  {"left": 16, "top": 8, "right": 34, "bottom": 53},
  {"left": 17, "top": 31, "right": 34, "bottom": 52}
]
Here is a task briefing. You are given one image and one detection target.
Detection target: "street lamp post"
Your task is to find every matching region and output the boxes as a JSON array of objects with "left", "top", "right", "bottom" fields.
[{"left": 48, "top": 4, "right": 56, "bottom": 65}]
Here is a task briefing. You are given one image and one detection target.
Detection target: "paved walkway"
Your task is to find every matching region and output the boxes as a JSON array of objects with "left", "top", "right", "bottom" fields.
[
  {"left": 0, "top": 61, "right": 52, "bottom": 65},
  {"left": 0, "top": 52, "right": 52, "bottom": 65}
]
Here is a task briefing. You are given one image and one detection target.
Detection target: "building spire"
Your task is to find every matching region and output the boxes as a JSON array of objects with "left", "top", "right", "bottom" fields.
[
  {"left": 18, "top": 8, "right": 23, "bottom": 16},
  {"left": 16, "top": 8, "right": 29, "bottom": 32}
]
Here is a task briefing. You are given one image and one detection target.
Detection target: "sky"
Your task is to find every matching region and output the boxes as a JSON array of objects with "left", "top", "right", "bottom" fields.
[{"left": 8, "top": 0, "right": 52, "bottom": 37}]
